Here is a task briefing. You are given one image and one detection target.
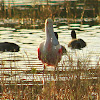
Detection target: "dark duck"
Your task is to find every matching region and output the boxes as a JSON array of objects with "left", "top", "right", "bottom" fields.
[
  {"left": 68, "top": 30, "right": 86, "bottom": 49},
  {"left": 0, "top": 42, "right": 20, "bottom": 52},
  {"left": 54, "top": 32, "right": 67, "bottom": 54}
]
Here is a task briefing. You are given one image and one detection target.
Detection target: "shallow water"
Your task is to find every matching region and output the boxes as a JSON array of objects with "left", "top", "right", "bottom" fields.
[{"left": 0, "top": 19, "right": 100, "bottom": 83}]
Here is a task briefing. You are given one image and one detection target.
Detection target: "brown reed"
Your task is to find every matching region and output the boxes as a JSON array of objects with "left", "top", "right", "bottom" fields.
[{"left": 0, "top": 51, "right": 100, "bottom": 100}]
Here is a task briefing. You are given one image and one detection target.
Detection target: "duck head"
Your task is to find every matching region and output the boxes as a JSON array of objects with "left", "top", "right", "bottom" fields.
[{"left": 71, "top": 30, "right": 76, "bottom": 39}]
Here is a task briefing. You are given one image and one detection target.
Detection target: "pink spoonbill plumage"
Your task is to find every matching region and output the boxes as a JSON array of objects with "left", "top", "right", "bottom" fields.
[{"left": 38, "top": 18, "right": 64, "bottom": 69}]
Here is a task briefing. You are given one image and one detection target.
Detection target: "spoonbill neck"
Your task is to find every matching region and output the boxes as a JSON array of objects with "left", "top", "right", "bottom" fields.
[{"left": 45, "top": 18, "right": 59, "bottom": 45}]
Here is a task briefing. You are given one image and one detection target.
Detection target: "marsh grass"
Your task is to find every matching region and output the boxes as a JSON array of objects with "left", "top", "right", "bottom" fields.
[
  {"left": 39, "top": 51, "right": 100, "bottom": 100},
  {"left": 0, "top": 51, "right": 100, "bottom": 100},
  {"left": 0, "top": 0, "right": 99, "bottom": 29}
]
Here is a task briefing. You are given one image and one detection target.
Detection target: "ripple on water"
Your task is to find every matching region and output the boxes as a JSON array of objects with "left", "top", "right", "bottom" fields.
[{"left": 0, "top": 23, "right": 100, "bottom": 83}]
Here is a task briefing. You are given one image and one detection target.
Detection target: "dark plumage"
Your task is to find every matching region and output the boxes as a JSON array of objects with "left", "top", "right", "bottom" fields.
[
  {"left": 68, "top": 30, "right": 86, "bottom": 49},
  {"left": 0, "top": 42, "right": 20, "bottom": 52},
  {"left": 54, "top": 32, "right": 67, "bottom": 53},
  {"left": 54, "top": 32, "right": 58, "bottom": 40}
]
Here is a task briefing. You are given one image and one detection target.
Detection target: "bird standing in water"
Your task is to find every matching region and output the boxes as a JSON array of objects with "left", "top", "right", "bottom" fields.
[
  {"left": 38, "top": 18, "right": 63, "bottom": 71},
  {"left": 68, "top": 30, "right": 86, "bottom": 49}
]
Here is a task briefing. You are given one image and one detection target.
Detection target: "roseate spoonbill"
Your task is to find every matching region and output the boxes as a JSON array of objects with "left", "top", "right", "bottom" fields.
[{"left": 38, "top": 18, "right": 64, "bottom": 70}]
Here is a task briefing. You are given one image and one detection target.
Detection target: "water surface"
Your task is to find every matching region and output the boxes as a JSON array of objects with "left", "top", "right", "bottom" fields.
[{"left": 0, "top": 20, "right": 100, "bottom": 83}]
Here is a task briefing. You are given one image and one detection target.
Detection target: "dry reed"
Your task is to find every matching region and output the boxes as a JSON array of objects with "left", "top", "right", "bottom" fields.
[{"left": 0, "top": 51, "right": 99, "bottom": 100}]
